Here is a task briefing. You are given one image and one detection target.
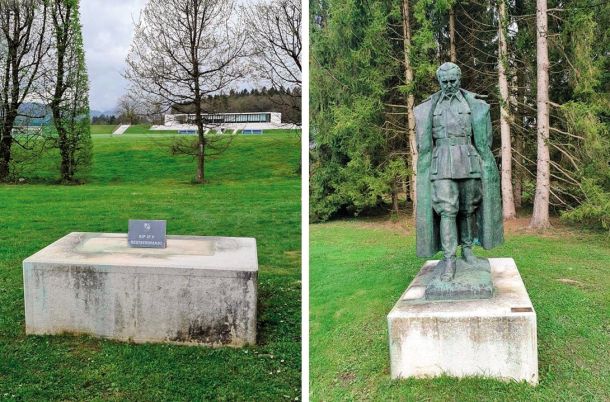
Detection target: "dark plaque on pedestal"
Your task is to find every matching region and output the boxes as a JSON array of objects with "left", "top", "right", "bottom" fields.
[{"left": 128, "top": 219, "right": 167, "bottom": 248}]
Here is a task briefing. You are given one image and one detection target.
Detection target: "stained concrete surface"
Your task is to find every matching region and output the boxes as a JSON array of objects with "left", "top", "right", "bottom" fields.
[
  {"left": 23, "top": 232, "right": 258, "bottom": 347},
  {"left": 388, "top": 258, "right": 538, "bottom": 384}
]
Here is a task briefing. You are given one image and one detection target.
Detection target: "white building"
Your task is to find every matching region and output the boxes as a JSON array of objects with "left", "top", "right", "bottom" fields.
[
  {"left": 151, "top": 112, "right": 295, "bottom": 132},
  {"left": 165, "top": 112, "right": 281, "bottom": 125}
]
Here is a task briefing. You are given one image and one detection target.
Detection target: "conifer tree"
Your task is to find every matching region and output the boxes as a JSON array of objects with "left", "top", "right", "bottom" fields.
[
  {"left": 497, "top": 0, "right": 516, "bottom": 219},
  {"left": 310, "top": 0, "right": 407, "bottom": 221},
  {"left": 311, "top": 0, "right": 610, "bottom": 231}
]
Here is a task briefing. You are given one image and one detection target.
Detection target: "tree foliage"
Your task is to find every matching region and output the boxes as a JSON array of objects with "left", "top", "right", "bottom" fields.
[
  {"left": 310, "top": 0, "right": 407, "bottom": 221},
  {"left": 46, "top": 0, "right": 91, "bottom": 182},
  {"left": 311, "top": 0, "right": 610, "bottom": 232}
]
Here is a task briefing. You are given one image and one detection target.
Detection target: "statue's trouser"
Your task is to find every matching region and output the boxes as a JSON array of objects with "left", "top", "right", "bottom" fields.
[{"left": 432, "top": 179, "right": 482, "bottom": 261}]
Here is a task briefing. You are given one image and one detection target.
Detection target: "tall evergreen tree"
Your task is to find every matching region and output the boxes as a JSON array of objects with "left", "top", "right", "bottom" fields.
[
  {"left": 558, "top": 0, "right": 610, "bottom": 232},
  {"left": 312, "top": 0, "right": 610, "bottom": 232},
  {"left": 401, "top": 0, "right": 417, "bottom": 212},
  {"left": 497, "top": 0, "right": 516, "bottom": 219},
  {"left": 530, "top": 0, "right": 551, "bottom": 228},
  {"left": 310, "top": 0, "right": 407, "bottom": 221}
]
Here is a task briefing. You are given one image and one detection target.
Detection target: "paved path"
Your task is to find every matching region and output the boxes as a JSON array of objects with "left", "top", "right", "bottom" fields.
[{"left": 112, "top": 124, "right": 130, "bottom": 135}]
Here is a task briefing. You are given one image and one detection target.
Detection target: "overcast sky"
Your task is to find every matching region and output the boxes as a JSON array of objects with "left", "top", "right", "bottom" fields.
[
  {"left": 81, "top": 0, "right": 254, "bottom": 113},
  {"left": 81, "top": 0, "right": 147, "bottom": 112}
]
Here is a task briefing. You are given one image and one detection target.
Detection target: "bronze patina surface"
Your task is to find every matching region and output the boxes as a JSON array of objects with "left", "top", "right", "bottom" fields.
[{"left": 414, "top": 62, "right": 503, "bottom": 300}]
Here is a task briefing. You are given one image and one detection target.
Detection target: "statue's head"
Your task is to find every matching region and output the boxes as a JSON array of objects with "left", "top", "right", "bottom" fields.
[{"left": 436, "top": 62, "right": 461, "bottom": 95}]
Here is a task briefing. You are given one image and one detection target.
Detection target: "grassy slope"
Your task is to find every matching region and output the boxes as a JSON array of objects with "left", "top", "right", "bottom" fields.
[
  {"left": 310, "top": 219, "right": 610, "bottom": 401},
  {"left": 123, "top": 124, "right": 154, "bottom": 134},
  {"left": 0, "top": 131, "right": 301, "bottom": 401},
  {"left": 90, "top": 125, "right": 119, "bottom": 135}
]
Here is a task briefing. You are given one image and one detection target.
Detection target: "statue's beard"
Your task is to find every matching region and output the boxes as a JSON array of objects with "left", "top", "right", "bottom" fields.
[{"left": 443, "top": 86, "right": 458, "bottom": 95}]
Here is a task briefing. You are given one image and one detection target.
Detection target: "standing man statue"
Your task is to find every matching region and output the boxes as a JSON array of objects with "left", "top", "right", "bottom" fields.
[{"left": 414, "top": 62, "right": 503, "bottom": 283}]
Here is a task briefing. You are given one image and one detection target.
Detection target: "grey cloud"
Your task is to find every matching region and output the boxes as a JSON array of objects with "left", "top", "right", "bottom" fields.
[
  {"left": 81, "top": 0, "right": 146, "bottom": 111},
  {"left": 81, "top": 0, "right": 256, "bottom": 111}
]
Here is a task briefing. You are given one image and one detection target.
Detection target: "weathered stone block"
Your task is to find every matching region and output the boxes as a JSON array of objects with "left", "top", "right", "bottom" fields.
[
  {"left": 23, "top": 232, "right": 257, "bottom": 347},
  {"left": 388, "top": 258, "right": 538, "bottom": 384}
]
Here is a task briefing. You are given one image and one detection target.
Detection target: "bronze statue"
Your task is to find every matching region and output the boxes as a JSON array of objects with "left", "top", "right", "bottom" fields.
[{"left": 414, "top": 62, "right": 503, "bottom": 287}]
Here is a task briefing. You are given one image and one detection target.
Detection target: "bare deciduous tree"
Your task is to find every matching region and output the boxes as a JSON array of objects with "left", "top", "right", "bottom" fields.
[
  {"left": 0, "top": 0, "right": 50, "bottom": 181},
  {"left": 116, "top": 93, "right": 139, "bottom": 125},
  {"left": 125, "top": 0, "right": 246, "bottom": 184},
  {"left": 244, "top": 0, "right": 301, "bottom": 124}
]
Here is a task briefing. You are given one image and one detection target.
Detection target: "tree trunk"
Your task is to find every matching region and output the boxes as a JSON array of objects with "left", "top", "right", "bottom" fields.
[
  {"left": 194, "top": 99, "right": 205, "bottom": 184},
  {"left": 196, "top": 139, "right": 205, "bottom": 183},
  {"left": 497, "top": 0, "right": 516, "bottom": 220},
  {"left": 0, "top": 2, "right": 48, "bottom": 182},
  {"left": 513, "top": 134, "right": 523, "bottom": 209},
  {"left": 449, "top": 6, "right": 457, "bottom": 63},
  {"left": 402, "top": 0, "right": 417, "bottom": 216},
  {"left": 0, "top": 128, "right": 13, "bottom": 180},
  {"left": 52, "top": 4, "right": 71, "bottom": 182},
  {"left": 511, "top": 54, "right": 523, "bottom": 210},
  {"left": 193, "top": 86, "right": 205, "bottom": 184},
  {"left": 530, "top": 0, "right": 551, "bottom": 229}
]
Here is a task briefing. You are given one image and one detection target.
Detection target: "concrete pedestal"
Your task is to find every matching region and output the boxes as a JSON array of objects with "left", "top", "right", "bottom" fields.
[
  {"left": 388, "top": 258, "right": 538, "bottom": 384},
  {"left": 23, "top": 232, "right": 257, "bottom": 347}
]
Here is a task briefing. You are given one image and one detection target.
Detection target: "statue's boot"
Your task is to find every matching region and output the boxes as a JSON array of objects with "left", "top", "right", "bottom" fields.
[
  {"left": 439, "top": 215, "right": 457, "bottom": 281},
  {"left": 460, "top": 213, "right": 484, "bottom": 266},
  {"left": 440, "top": 259, "right": 456, "bottom": 282}
]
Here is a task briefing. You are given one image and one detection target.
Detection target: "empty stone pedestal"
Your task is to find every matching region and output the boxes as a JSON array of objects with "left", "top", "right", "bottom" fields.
[
  {"left": 388, "top": 258, "right": 538, "bottom": 384},
  {"left": 23, "top": 232, "right": 257, "bottom": 347}
]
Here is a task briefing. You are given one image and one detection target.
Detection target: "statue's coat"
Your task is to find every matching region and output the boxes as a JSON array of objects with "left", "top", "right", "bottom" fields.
[{"left": 414, "top": 89, "right": 504, "bottom": 257}]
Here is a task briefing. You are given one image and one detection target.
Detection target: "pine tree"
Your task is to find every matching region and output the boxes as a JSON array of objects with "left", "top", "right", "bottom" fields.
[
  {"left": 530, "top": 0, "right": 551, "bottom": 229},
  {"left": 497, "top": 0, "right": 516, "bottom": 219},
  {"left": 311, "top": 0, "right": 610, "bottom": 232}
]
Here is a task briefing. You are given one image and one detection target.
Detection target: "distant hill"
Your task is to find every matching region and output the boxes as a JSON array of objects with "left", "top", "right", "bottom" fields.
[{"left": 90, "top": 109, "right": 118, "bottom": 118}]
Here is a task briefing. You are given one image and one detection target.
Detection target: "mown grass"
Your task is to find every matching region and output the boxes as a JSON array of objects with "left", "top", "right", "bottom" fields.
[
  {"left": 310, "top": 219, "right": 610, "bottom": 401},
  {"left": 123, "top": 124, "right": 155, "bottom": 134},
  {"left": 90, "top": 124, "right": 119, "bottom": 135},
  {"left": 0, "top": 130, "right": 301, "bottom": 401}
]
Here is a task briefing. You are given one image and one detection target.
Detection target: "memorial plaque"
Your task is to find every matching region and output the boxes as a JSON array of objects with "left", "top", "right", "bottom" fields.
[{"left": 128, "top": 219, "right": 167, "bottom": 248}]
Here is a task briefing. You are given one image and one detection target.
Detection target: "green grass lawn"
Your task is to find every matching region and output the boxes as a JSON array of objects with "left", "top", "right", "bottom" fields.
[
  {"left": 90, "top": 124, "right": 119, "bottom": 135},
  {"left": 310, "top": 219, "right": 610, "bottom": 401},
  {"left": 123, "top": 124, "right": 155, "bottom": 134},
  {"left": 0, "top": 131, "right": 301, "bottom": 400}
]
